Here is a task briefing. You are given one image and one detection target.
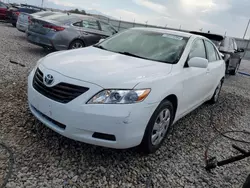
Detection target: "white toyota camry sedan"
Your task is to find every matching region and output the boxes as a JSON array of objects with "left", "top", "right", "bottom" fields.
[{"left": 28, "top": 28, "right": 225, "bottom": 153}]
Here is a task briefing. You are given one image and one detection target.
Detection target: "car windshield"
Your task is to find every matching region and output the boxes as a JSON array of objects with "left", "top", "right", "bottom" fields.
[{"left": 95, "top": 29, "right": 188, "bottom": 64}]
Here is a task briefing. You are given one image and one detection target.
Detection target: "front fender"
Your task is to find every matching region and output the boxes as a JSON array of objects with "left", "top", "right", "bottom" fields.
[{"left": 134, "top": 75, "right": 183, "bottom": 105}]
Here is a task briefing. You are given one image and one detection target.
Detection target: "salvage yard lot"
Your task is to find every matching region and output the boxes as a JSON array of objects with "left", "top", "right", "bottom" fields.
[{"left": 1, "top": 22, "right": 250, "bottom": 188}]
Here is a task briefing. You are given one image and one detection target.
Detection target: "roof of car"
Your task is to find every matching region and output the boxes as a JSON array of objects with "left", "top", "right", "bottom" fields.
[{"left": 131, "top": 27, "right": 194, "bottom": 38}]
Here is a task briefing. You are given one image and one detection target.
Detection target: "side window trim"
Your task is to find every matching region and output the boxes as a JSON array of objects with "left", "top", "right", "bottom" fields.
[
  {"left": 203, "top": 39, "right": 209, "bottom": 60},
  {"left": 72, "top": 21, "right": 82, "bottom": 27},
  {"left": 96, "top": 20, "right": 102, "bottom": 31}
]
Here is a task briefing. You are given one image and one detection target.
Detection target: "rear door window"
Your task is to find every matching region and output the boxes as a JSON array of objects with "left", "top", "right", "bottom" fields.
[
  {"left": 73, "top": 22, "right": 81, "bottom": 27},
  {"left": 189, "top": 39, "right": 206, "bottom": 59},
  {"left": 204, "top": 41, "right": 217, "bottom": 62},
  {"left": 214, "top": 47, "right": 221, "bottom": 60},
  {"left": 81, "top": 19, "right": 100, "bottom": 30}
]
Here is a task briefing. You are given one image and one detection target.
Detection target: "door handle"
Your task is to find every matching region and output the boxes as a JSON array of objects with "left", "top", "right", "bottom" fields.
[{"left": 206, "top": 69, "right": 210, "bottom": 73}]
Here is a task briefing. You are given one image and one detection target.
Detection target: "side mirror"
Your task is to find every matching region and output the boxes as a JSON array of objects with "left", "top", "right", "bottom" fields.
[
  {"left": 188, "top": 57, "right": 208, "bottom": 69},
  {"left": 237, "top": 48, "right": 244, "bottom": 53},
  {"left": 99, "top": 38, "right": 105, "bottom": 43}
]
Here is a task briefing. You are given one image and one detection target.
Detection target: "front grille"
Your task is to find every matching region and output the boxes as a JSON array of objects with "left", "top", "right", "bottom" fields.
[{"left": 33, "top": 68, "right": 89, "bottom": 103}]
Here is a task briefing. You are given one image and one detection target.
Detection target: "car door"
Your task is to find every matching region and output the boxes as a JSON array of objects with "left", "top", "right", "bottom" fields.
[
  {"left": 204, "top": 40, "right": 224, "bottom": 92},
  {"left": 181, "top": 39, "right": 211, "bottom": 115},
  {"left": 0, "top": 2, "right": 7, "bottom": 20},
  {"left": 78, "top": 18, "right": 103, "bottom": 45}
]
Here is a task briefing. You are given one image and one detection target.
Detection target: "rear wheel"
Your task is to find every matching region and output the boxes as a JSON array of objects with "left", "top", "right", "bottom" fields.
[
  {"left": 69, "top": 40, "right": 85, "bottom": 49},
  {"left": 229, "top": 63, "right": 240, "bottom": 75},
  {"left": 140, "top": 100, "right": 174, "bottom": 153},
  {"left": 209, "top": 80, "right": 223, "bottom": 104},
  {"left": 12, "top": 23, "right": 16, "bottom": 27},
  {"left": 225, "top": 61, "right": 229, "bottom": 74}
]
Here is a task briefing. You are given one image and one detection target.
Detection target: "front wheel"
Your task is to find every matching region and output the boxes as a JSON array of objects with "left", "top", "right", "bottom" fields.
[{"left": 140, "top": 100, "right": 174, "bottom": 153}]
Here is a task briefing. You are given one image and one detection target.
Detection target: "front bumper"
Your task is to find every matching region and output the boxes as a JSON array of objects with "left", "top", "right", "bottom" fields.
[{"left": 28, "top": 66, "right": 157, "bottom": 149}]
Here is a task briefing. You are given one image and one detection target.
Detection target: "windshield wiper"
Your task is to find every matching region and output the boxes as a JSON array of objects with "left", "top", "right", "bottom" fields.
[
  {"left": 93, "top": 45, "right": 106, "bottom": 50},
  {"left": 117, "top": 52, "right": 172, "bottom": 63},
  {"left": 117, "top": 51, "right": 149, "bottom": 59}
]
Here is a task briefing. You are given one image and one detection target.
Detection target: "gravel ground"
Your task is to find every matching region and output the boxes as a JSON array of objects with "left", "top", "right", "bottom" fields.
[{"left": 1, "top": 22, "right": 250, "bottom": 188}]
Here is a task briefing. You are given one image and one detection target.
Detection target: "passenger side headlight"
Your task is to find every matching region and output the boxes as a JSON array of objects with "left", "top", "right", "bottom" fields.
[{"left": 87, "top": 89, "right": 151, "bottom": 104}]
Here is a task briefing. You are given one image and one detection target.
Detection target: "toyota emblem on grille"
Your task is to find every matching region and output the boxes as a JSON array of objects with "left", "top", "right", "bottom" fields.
[{"left": 44, "top": 74, "right": 54, "bottom": 86}]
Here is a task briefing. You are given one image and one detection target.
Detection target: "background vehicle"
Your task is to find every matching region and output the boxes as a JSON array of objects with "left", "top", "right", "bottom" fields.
[
  {"left": 28, "top": 28, "right": 225, "bottom": 153},
  {"left": 190, "top": 31, "right": 244, "bottom": 75},
  {"left": 6, "top": 4, "right": 45, "bottom": 27},
  {"left": 27, "top": 14, "right": 117, "bottom": 50},
  {"left": 17, "top": 11, "right": 62, "bottom": 32},
  {"left": 0, "top": 1, "right": 8, "bottom": 20}
]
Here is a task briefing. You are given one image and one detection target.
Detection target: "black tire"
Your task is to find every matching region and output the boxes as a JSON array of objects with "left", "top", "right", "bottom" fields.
[
  {"left": 209, "top": 80, "right": 223, "bottom": 104},
  {"left": 243, "top": 174, "right": 250, "bottom": 188},
  {"left": 69, "top": 40, "right": 85, "bottom": 49},
  {"left": 229, "top": 63, "right": 240, "bottom": 75},
  {"left": 12, "top": 23, "right": 16, "bottom": 27},
  {"left": 140, "top": 100, "right": 174, "bottom": 153},
  {"left": 225, "top": 61, "right": 229, "bottom": 74},
  {"left": 42, "top": 46, "right": 55, "bottom": 53}
]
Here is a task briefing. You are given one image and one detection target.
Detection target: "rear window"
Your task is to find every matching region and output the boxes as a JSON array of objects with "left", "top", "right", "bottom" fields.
[
  {"left": 50, "top": 15, "right": 80, "bottom": 23},
  {"left": 19, "top": 8, "right": 38, "bottom": 14},
  {"left": 32, "top": 12, "right": 56, "bottom": 17},
  {"left": 38, "top": 13, "right": 67, "bottom": 21}
]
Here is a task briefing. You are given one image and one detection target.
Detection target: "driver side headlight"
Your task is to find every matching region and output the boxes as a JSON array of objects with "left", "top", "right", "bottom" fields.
[{"left": 87, "top": 89, "right": 151, "bottom": 104}]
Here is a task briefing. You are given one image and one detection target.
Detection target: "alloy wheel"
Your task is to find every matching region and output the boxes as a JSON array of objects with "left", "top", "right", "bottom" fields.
[
  {"left": 72, "top": 42, "right": 83, "bottom": 49},
  {"left": 151, "top": 108, "right": 171, "bottom": 146}
]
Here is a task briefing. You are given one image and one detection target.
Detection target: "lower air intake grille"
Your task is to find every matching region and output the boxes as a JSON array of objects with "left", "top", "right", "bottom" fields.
[{"left": 33, "top": 68, "right": 89, "bottom": 104}]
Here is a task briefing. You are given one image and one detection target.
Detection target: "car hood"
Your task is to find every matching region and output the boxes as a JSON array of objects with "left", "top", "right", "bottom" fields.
[{"left": 40, "top": 47, "right": 173, "bottom": 88}]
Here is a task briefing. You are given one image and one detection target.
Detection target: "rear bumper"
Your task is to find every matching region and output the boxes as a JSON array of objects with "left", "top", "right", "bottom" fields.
[
  {"left": 16, "top": 21, "right": 28, "bottom": 32},
  {"left": 26, "top": 30, "right": 68, "bottom": 50}
]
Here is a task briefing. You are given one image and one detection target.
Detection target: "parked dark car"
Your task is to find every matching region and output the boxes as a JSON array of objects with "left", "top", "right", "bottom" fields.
[
  {"left": 190, "top": 31, "right": 244, "bottom": 75},
  {"left": 0, "top": 1, "right": 8, "bottom": 20},
  {"left": 6, "top": 4, "right": 45, "bottom": 27},
  {"left": 27, "top": 14, "right": 117, "bottom": 51}
]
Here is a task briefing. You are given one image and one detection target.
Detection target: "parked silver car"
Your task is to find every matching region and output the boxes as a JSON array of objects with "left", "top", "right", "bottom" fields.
[
  {"left": 17, "top": 11, "right": 63, "bottom": 32},
  {"left": 26, "top": 14, "right": 117, "bottom": 50}
]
